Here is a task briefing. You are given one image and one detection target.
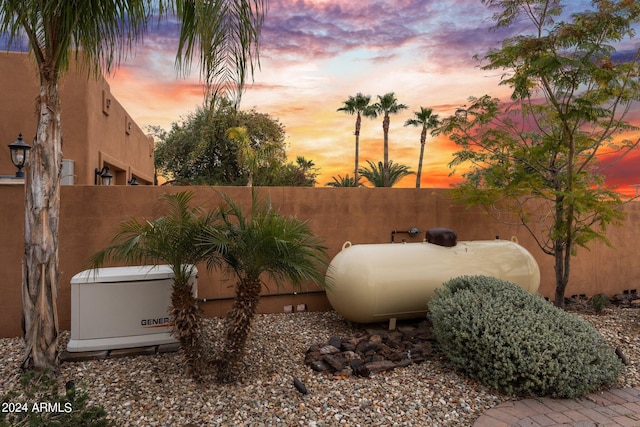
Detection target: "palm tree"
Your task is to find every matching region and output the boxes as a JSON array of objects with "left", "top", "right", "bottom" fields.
[
  {"left": 90, "top": 192, "right": 215, "bottom": 381},
  {"left": 337, "top": 93, "right": 375, "bottom": 186},
  {"left": 370, "top": 93, "right": 408, "bottom": 187},
  {"left": 359, "top": 160, "right": 414, "bottom": 188},
  {"left": 199, "top": 191, "right": 328, "bottom": 383},
  {"left": 228, "top": 126, "right": 281, "bottom": 187},
  {"left": 0, "top": 1, "right": 265, "bottom": 372},
  {"left": 296, "top": 156, "right": 315, "bottom": 171},
  {"left": 293, "top": 156, "right": 318, "bottom": 186},
  {"left": 325, "top": 174, "right": 360, "bottom": 187},
  {"left": 404, "top": 107, "right": 440, "bottom": 188}
]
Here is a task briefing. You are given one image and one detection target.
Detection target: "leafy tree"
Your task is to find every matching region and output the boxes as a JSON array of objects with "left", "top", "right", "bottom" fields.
[
  {"left": 440, "top": 0, "right": 640, "bottom": 307},
  {"left": 0, "top": 0, "right": 265, "bottom": 373},
  {"left": 153, "top": 103, "right": 243, "bottom": 185},
  {"left": 90, "top": 192, "right": 216, "bottom": 381},
  {"left": 337, "top": 93, "right": 376, "bottom": 186},
  {"left": 199, "top": 191, "right": 328, "bottom": 383},
  {"left": 275, "top": 156, "right": 318, "bottom": 187},
  {"left": 154, "top": 103, "right": 316, "bottom": 186},
  {"left": 154, "top": 100, "right": 283, "bottom": 185},
  {"left": 248, "top": 155, "right": 318, "bottom": 187},
  {"left": 325, "top": 174, "right": 360, "bottom": 187},
  {"left": 359, "top": 160, "right": 414, "bottom": 187},
  {"left": 369, "top": 93, "right": 408, "bottom": 187},
  {"left": 404, "top": 107, "right": 440, "bottom": 188}
]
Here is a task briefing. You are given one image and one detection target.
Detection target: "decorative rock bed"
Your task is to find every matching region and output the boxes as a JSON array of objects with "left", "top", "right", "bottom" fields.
[
  {"left": 1, "top": 309, "right": 640, "bottom": 426},
  {"left": 305, "top": 319, "right": 435, "bottom": 377}
]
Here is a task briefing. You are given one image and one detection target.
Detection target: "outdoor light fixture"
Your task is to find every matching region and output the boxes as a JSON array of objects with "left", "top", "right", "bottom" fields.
[
  {"left": 8, "top": 133, "right": 31, "bottom": 178},
  {"left": 128, "top": 176, "right": 139, "bottom": 186},
  {"left": 95, "top": 165, "right": 113, "bottom": 186}
]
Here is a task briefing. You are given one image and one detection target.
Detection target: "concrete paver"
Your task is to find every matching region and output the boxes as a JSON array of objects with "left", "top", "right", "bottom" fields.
[{"left": 473, "top": 388, "right": 640, "bottom": 427}]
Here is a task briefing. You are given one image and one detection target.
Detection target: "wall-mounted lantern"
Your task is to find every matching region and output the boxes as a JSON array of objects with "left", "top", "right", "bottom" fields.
[
  {"left": 128, "top": 176, "right": 139, "bottom": 186},
  {"left": 95, "top": 165, "right": 113, "bottom": 186},
  {"left": 8, "top": 133, "right": 31, "bottom": 178}
]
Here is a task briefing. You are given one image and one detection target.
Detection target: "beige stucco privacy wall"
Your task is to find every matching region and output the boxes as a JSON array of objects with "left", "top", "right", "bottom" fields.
[
  {"left": 0, "top": 51, "right": 154, "bottom": 185},
  {"left": 1, "top": 185, "right": 639, "bottom": 338}
]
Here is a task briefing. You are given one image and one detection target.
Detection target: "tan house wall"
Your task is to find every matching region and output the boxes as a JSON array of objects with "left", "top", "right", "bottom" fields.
[
  {"left": 0, "top": 51, "right": 154, "bottom": 185},
  {"left": 1, "top": 185, "right": 639, "bottom": 338}
]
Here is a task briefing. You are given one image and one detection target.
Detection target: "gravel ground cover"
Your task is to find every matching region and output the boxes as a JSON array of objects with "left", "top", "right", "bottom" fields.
[{"left": 1, "top": 307, "right": 639, "bottom": 427}]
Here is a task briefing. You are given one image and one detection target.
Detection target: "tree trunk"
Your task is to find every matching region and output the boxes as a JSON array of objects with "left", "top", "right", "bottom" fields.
[
  {"left": 554, "top": 245, "right": 569, "bottom": 308},
  {"left": 354, "top": 113, "right": 361, "bottom": 186},
  {"left": 555, "top": 213, "right": 574, "bottom": 309},
  {"left": 416, "top": 126, "right": 427, "bottom": 188},
  {"left": 170, "top": 279, "right": 203, "bottom": 381},
  {"left": 383, "top": 113, "right": 390, "bottom": 187},
  {"left": 21, "top": 79, "right": 62, "bottom": 372},
  {"left": 553, "top": 190, "right": 573, "bottom": 309},
  {"left": 217, "top": 277, "right": 262, "bottom": 383},
  {"left": 416, "top": 143, "right": 425, "bottom": 188},
  {"left": 553, "top": 127, "right": 575, "bottom": 309}
]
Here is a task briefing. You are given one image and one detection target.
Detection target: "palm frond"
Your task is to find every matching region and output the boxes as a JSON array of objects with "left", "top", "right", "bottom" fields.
[
  {"left": 200, "top": 189, "right": 328, "bottom": 289},
  {"left": 89, "top": 191, "right": 213, "bottom": 281},
  {"left": 324, "top": 174, "right": 360, "bottom": 187},
  {"left": 1, "top": 0, "right": 150, "bottom": 77},
  {"left": 359, "top": 160, "right": 414, "bottom": 187},
  {"left": 173, "top": 0, "right": 266, "bottom": 105}
]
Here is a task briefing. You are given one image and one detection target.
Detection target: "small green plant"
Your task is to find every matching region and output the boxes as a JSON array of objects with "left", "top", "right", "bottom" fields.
[
  {"left": 591, "top": 294, "right": 610, "bottom": 313},
  {"left": 428, "top": 275, "right": 624, "bottom": 398},
  {"left": 0, "top": 370, "right": 110, "bottom": 427}
]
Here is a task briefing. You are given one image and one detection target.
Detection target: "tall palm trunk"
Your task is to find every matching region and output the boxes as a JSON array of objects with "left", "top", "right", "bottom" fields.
[
  {"left": 354, "top": 113, "right": 361, "bottom": 186},
  {"left": 416, "top": 126, "right": 427, "bottom": 188},
  {"left": 416, "top": 142, "right": 425, "bottom": 188},
  {"left": 217, "top": 277, "right": 262, "bottom": 383},
  {"left": 22, "top": 77, "right": 62, "bottom": 372},
  {"left": 170, "top": 280, "right": 203, "bottom": 381},
  {"left": 382, "top": 113, "right": 390, "bottom": 187}
]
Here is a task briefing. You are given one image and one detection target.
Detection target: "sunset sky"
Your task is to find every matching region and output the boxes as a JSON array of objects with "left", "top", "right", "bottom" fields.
[{"left": 99, "top": 0, "right": 639, "bottom": 193}]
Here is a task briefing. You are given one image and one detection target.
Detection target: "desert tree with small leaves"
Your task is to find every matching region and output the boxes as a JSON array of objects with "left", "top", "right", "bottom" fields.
[{"left": 440, "top": 0, "right": 640, "bottom": 307}]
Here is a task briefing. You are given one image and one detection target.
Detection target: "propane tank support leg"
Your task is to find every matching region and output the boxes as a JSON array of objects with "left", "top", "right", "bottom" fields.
[{"left": 388, "top": 317, "right": 397, "bottom": 331}]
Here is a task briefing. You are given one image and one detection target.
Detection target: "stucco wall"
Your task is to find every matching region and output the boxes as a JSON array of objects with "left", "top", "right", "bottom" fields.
[
  {"left": 0, "top": 51, "right": 153, "bottom": 184},
  {"left": 1, "top": 185, "right": 639, "bottom": 338}
]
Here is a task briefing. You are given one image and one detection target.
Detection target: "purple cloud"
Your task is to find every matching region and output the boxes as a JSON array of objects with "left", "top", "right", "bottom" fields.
[{"left": 261, "top": 0, "right": 446, "bottom": 59}]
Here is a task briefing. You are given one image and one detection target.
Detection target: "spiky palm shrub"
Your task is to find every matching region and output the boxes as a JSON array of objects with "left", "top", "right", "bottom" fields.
[
  {"left": 200, "top": 190, "right": 328, "bottom": 383},
  {"left": 359, "top": 160, "right": 414, "bottom": 187},
  {"left": 324, "top": 174, "right": 361, "bottom": 187},
  {"left": 90, "top": 191, "right": 214, "bottom": 381}
]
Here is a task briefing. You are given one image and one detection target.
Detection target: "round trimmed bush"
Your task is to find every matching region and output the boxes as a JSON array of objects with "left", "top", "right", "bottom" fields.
[{"left": 427, "top": 275, "right": 624, "bottom": 398}]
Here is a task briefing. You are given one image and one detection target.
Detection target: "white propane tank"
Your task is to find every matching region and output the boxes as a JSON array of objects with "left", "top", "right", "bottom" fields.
[{"left": 325, "top": 238, "right": 540, "bottom": 324}]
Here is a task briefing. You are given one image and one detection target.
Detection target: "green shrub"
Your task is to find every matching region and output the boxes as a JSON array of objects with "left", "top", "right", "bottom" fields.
[
  {"left": 591, "top": 294, "right": 610, "bottom": 313},
  {"left": 427, "top": 275, "right": 624, "bottom": 398},
  {"left": 0, "top": 370, "right": 110, "bottom": 427}
]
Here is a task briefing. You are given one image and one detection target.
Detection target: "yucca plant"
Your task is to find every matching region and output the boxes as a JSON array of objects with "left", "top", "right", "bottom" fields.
[
  {"left": 90, "top": 191, "right": 215, "bottom": 381},
  {"left": 200, "top": 190, "right": 329, "bottom": 383}
]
